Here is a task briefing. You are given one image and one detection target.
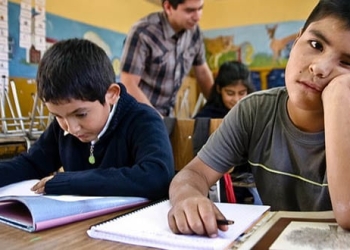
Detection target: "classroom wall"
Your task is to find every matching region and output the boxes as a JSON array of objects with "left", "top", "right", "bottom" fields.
[
  {"left": 9, "top": 0, "right": 318, "bottom": 33},
  {"left": 5, "top": 0, "right": 319, "bottom": 120},
  {"left": 7, "top": 0, "right": 319, "bottom": 79}
]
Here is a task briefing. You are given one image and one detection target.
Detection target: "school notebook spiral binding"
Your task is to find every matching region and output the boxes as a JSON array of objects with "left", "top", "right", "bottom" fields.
[{"left": 87, "top": 199, "right": 270, "bottom": 250}]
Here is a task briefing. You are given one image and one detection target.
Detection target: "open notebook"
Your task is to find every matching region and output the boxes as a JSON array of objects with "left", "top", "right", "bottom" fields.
[
  {"left": 0, "top": 180, "right": 149, "bottom": 232},
  {"left": 87, "top": 199, "right": 270, "bottom": 250}
]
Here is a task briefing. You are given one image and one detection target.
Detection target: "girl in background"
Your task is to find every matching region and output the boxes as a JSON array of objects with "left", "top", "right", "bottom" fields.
[
  {"left": 194, "top": 60, "right": 260, "bottom": 204},
  {"left": 195, "top": 60, "right": 255, "bottom": 118}
]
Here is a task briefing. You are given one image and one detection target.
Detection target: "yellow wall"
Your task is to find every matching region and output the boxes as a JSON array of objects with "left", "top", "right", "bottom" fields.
[
  {"left": 6, "top": 0, "right": 318, "bottom": 120},
  {"left": 10, "top": 0, "right": 318, "bottom": 33}
]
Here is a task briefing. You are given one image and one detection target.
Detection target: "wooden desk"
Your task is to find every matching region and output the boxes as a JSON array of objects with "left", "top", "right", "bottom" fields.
[
  {"left": 0, "top": 209, "right": 155, "bottom": 250},
  {"left": 236, "top": 210, "right": 336, "bottom": 250}
]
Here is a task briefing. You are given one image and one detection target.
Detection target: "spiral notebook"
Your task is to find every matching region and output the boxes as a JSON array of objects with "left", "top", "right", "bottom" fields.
[{"left": 87, "top": 199, "right": 270, "bottom": 250}]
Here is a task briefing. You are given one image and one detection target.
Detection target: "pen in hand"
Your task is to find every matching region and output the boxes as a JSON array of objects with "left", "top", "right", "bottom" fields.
[{"left": 216, "top": 219, "right": 234, "bottom": 225}]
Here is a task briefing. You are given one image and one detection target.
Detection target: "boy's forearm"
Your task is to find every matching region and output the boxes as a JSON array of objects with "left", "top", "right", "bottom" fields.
[
  {"left": 169, "top": 167, "right": 210, "bottom": 205},
  {"left": 169, "top": 157, "right": 224, "bottom": 205},
  {"left": 323, "top": 77, "right": 350, "bottom": 229}
]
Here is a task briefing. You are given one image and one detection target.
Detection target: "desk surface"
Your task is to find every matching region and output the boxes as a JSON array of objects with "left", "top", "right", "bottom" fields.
[
  {"left": 0, "top": 209, "right": 155, "bottom": 250},
  {"left": 0, "top": 208, "right": 337, "bottom": 250}
]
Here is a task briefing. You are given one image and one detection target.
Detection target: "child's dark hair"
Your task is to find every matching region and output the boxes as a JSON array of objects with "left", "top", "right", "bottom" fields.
[
  {"left": 36, "top": 38, "right": 115, "bottom": 105},
  {"left": 302, "top": 0, "right": 350, "bottom": 32},
  {"left": 206, "top": 60, "right": 254, "bottom": 107}
]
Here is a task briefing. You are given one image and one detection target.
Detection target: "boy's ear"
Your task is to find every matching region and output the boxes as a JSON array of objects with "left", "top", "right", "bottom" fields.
[
  {"left": 216, "top": 85, "right": 222, "bottom": 94},
  {"left": 106, "top": 83, "right": 120, "bottom": 105}
]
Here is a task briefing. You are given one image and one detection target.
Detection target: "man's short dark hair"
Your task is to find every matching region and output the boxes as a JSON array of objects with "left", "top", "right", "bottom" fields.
[{"left": 162, "top": 0, "right": 186, "bottom": 9}]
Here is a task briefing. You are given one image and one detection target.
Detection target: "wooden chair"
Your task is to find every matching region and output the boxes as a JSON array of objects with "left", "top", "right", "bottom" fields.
[
  {"left": 168, "top": 118, "right": 223, "bottom": 172},
  {"left": 165, "top": 118, "right": 235, "bottom": 203},
  {"left": 166, "top": 117, "right": 261, "bottom": 204},
  {"left": 0, "top": 79, "right": 31, "bottom": 156}
]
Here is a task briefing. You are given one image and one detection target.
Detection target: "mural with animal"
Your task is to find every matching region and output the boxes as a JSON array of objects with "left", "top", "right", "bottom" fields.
[
  {"left": 204, "top": 35, "right": 253, "bottom": 74},
  {"left": 266, "top": 24, "right": 298, "bottom": 64}
]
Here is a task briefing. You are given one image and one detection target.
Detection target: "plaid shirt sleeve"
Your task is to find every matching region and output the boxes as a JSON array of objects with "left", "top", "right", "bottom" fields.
[
  {"left": 192, "top": 27, "right": 206, "bottom": 66},
  {"left": 120, "top": 26, "right": 148, "bottom": 76}
]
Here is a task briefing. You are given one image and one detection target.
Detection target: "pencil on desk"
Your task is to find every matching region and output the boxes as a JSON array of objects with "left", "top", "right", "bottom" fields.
[{"left": 217, "top": 219, "right": 234, "bottom": 225}]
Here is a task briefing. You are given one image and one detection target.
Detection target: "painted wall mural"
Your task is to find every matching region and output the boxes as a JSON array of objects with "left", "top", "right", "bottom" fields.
[
  {"left": 203, "top": 21, "right": 303, "bottom": 74},
  {"left": 8, "top": 2, "right": 125, "bottom": 79}
]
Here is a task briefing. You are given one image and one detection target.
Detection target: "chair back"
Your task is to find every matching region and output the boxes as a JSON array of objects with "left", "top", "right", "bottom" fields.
[{"left": 165, "top": 118, "right": 223, "bottom": 172}]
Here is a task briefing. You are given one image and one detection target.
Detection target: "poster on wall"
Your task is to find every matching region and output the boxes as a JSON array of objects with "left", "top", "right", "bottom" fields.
[
  {"left": 19, "top": 0, "right": 46, "bottom": 64},
  {"left": 0, "top": 0, "right": 8, "bottom": 89},
  {"left": 33, "top": 0, "right": 46, "bottom": 52},
  {"left": 19, "top": 0, "right": 31, "bottom": 48},
  {"left": 9, "top": 1, "right": 125, "bottom": 79}
]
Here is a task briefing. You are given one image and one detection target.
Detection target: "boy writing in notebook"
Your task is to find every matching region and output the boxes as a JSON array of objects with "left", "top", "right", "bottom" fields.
[
  {"left": 168, "top": 0, "right": 350, "bottom": 237},
  {"left": 0, "top": 38, "right": 174, "bottom": 199}
]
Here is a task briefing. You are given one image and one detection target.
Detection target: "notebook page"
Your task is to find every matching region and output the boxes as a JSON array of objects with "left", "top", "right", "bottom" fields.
[
  {"left": 0, "top": 180, "right": 40, "bottom": 197},
  {"left": 88, "top": 200, "right": 270, "bottom": 250},
  {"left": 0, "top": 180, "right": 108, "bottom": 202}
]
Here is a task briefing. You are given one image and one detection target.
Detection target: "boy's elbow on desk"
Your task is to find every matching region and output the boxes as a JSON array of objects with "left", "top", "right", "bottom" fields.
[{"left": 334, "top": 210, "right": 350, "bottom": 230}]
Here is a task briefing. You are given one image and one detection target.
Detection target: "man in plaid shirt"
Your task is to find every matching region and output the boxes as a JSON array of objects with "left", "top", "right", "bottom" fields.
[{"left": 120, "top": 0, "right": 213, "bottom": 117}]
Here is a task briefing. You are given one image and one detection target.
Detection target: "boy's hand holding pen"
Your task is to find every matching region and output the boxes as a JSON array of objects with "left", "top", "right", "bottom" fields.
[{"left": 217, "top": 219, "right": 234, "bottom": 225}]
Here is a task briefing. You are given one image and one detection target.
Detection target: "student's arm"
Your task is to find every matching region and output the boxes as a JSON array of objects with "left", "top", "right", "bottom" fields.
[
  {"left": 120, "top": 72, "right": 153, "bottom": 107},
  {"left": 0, "top": 121, "right": 64, "bottom": 188},
  {"left": 168, "top": 156, "right": 229, "bottom": 237},
  {"left": 193, "top": 63, "right": 214, "bottom": 100},
  {"left": 323, "top": 74, "right": 350, "bottom": 230},
  {"left": 31, "top": 175, "right": 53, "bottom": 193}
]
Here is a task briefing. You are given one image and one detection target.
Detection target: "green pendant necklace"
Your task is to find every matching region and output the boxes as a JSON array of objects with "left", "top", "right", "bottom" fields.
[
  {"left": 89, "top": 141, "right": 96, "bottom": 164},
  {"left": 87, "top": 103, "right": 118, "bottom": 165}
]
